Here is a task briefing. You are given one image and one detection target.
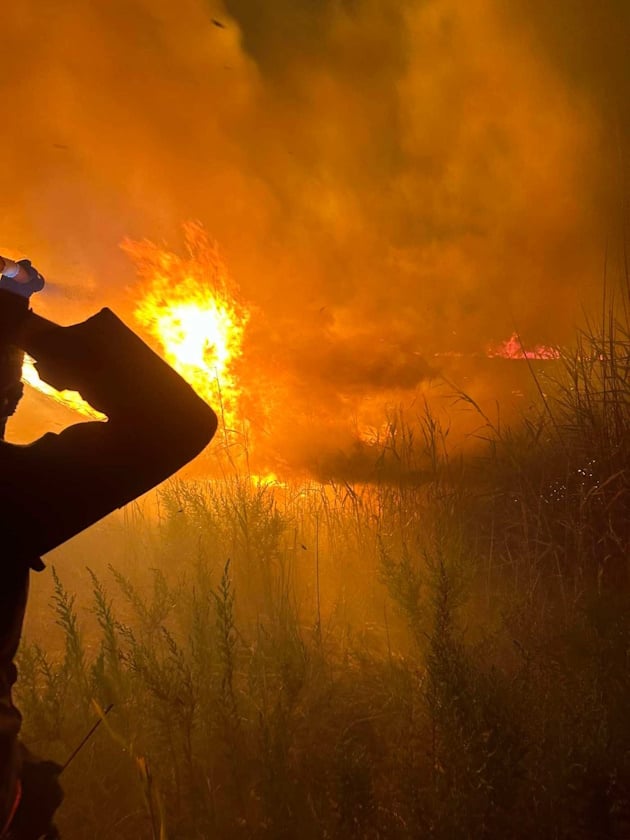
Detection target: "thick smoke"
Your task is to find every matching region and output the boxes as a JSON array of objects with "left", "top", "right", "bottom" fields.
[{"left": 1, "top": 0, "right": 627, "bottom": 475}]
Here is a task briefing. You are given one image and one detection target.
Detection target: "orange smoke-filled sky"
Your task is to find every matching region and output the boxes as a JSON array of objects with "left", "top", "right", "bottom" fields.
[{"left": 1, "top": 0, "right": 628, "bottom": 476}]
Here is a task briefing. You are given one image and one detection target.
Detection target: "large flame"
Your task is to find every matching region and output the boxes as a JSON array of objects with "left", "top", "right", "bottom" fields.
[
  {"left": 126, "top": 224, "right": 249, "bottom": 428},
  {"left": 20, "top": 225, "right": 248, "bottom": 429}
]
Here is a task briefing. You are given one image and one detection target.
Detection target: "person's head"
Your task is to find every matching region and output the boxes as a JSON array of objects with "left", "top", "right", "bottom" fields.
[{"left": 0, "top": 260, "right": 45, "bottom": 435}]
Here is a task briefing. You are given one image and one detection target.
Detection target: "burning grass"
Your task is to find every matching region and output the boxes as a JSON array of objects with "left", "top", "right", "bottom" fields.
[
  {"left": 16, "top": 295, "right": 630, "bottom": 839},
  {"left": 126, "top": 223, "right": 249, "bottom": 431}
]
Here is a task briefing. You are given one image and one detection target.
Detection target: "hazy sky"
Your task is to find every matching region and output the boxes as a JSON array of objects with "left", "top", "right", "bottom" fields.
[{"left": 1, "top": 0, "right": 628, "bottom": 475}]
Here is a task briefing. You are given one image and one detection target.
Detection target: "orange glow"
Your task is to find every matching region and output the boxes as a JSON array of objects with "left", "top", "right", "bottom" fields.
[
  {"left": 126, "top": 224, "right": 249, "bottom": 428},
  {"left": 249, "top": 472, "right": 287, "bottom": 488},
  {"left": 22, "top": 356, "right": 106, "bottom": 421}
]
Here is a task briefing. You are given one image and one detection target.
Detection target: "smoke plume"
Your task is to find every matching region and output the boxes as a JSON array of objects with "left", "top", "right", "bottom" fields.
[{"left": 1, "top": 0, "right": 627, "bottom": 475}]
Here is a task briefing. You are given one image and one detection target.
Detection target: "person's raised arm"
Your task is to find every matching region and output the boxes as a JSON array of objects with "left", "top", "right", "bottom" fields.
[{"left": 0, "top": 285, "right": 218, "bottom": 560}]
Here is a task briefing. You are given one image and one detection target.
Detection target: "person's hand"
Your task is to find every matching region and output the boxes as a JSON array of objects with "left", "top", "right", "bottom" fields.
[
  {"left": 0, "top": 260, "right": 45, "bottom": 298},
  {"left": 7, "top": 758, "right": 63, "bottom": 839}
]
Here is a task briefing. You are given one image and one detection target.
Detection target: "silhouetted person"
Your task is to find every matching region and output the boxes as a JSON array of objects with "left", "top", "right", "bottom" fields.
[{"left": 0, "top": 261, "right": 217, "bottom": 838}]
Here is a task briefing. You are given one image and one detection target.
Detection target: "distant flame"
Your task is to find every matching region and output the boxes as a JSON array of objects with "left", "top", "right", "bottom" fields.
[
  {"left": 22, "top": 356, "right": 106, "bottom": 420},
  {"left": 249, "top": 472, "right": 287, "bottom": 487},
  {"left": 125, "top": 224, "right": 249, "bottom": 427},
  {"left": 488, "top": 332, "right": 560, "bottom": 360}
]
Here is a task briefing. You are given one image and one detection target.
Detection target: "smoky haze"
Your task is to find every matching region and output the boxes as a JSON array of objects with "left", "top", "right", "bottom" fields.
[{"left": 1, "top": 0, "right": 627, "bottom": 476}]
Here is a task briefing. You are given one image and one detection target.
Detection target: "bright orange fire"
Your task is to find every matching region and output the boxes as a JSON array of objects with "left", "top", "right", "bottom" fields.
[
  {"left": 488, "top": 332, "right": 560, "bottom": 361},
  {"left": 125, "top": 224, "right": 249, "bottom": 428},
  {"left": 20, "top": 225, "right": 248, "bottom": 429},
  {"left": 22, "top": 356, "right": 106, "bottom": 420}
]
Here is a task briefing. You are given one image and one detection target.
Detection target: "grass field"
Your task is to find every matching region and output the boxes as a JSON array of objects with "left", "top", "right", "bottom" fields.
[{"left": 17, "top": 295, "right": 630, "bottom": 839}]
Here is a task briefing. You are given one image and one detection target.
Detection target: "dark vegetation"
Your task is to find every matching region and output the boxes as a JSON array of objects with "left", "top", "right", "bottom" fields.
[{"left": 17, "top": 294, "right": 630, "bottom": 839}]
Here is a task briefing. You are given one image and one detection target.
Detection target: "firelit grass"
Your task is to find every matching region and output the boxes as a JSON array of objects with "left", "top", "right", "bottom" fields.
[{"left": 16, "top": 291, "right": 630, "bottom": 839}]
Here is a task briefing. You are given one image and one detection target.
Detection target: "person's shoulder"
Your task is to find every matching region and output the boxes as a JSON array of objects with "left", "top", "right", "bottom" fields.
[
  {"left": 0, "top": 432, "right": 60, "bottom": 448},
  {"left": 0, "top": 432, "right": 61, "bottom": 461}
]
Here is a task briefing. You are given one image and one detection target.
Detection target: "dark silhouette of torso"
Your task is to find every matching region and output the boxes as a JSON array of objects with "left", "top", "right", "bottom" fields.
[{"left": 0, "top": 299, "right": 217, "bottom": 838}]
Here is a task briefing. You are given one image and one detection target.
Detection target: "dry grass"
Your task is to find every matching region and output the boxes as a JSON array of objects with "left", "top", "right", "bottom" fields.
[{"left": 16, "top": 290, "right": 630, "bottom": 839}]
